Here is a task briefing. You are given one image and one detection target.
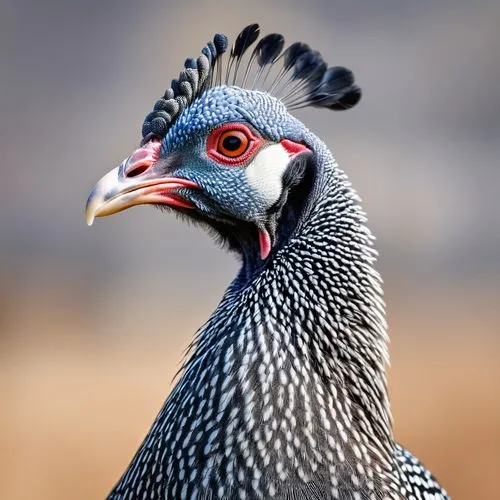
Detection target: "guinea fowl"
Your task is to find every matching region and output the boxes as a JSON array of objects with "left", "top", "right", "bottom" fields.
[{"left": 86, "top": 24, "right": 449, "bottom": 500}]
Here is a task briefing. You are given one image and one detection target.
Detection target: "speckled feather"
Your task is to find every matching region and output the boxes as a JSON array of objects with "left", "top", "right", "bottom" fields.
[{"left": 107, "top": 25, "right": 449, "bottom": 500}]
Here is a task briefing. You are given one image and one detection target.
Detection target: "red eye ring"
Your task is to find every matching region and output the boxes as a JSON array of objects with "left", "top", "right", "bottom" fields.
[{"left": 206, "top": 123, "right": 264, "bottom": 166}]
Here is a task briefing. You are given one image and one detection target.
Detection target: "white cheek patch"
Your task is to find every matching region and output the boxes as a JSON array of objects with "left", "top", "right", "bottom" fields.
[{"left": 245, "top": 143, "right": 291, "bottom": 207}]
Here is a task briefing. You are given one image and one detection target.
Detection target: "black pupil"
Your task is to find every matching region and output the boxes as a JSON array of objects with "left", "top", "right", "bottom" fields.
[{"left": 222, "top": 135, "right": 242, "bottom": 152}]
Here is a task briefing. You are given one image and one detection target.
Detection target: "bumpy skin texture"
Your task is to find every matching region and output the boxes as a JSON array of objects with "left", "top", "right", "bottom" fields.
[
  {"left": 161, "top": 87, "right": 291, "bottom": 152},
  {"left": 107, "top": 87, "right": 449, "bottom": 500}
]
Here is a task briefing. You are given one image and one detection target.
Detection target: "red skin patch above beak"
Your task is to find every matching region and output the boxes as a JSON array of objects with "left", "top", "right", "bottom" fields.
[{"left": 123, "top": 140, "right": 162, "bottom": 178}]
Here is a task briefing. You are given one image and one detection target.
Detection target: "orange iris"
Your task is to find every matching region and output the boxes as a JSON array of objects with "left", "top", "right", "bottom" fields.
[{"left": 217, "top": 130, "right": 250, "bottom": 158}]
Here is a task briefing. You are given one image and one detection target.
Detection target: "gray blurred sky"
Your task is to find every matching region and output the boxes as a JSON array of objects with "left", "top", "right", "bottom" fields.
[{"left": 1, "top": 0, "right": 500, "bottom": 322}]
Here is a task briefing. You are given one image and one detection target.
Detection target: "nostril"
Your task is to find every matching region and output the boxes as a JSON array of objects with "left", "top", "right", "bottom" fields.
[
  {"left": 123, "top": 140, "right": 161, "bottom": 178},
  {"left": 126, "top": 163, "right": 149, "bottom": 178}
]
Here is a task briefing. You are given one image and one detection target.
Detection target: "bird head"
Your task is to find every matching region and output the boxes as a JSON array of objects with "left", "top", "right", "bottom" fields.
[{"left": 86, "top": 24, "right": 360, "bottom": 262}]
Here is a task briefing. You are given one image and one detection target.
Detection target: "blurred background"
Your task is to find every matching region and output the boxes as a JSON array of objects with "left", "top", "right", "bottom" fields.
[{"left": 1, "top": 0, "right": 499, "bottom": 498}]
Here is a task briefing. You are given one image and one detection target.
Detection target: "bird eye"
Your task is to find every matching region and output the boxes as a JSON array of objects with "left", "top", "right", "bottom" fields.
[
  {"left": 206, "top": 123, "right": 264, "bottom": 166},
  {"left": 217, "top": 130, "right": 249, "bottom": 158}
]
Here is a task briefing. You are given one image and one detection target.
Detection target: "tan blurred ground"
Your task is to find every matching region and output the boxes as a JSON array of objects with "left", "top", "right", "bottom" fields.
[{"left": 0, "top": 285, "right": 498, "bottom": 500}]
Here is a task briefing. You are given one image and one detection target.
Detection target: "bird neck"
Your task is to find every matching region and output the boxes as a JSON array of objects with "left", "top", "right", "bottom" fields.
[
  {"left": 235, "top": 138, "right": 392, "bottom": 436},
  {"left": 111, "top": 142, "right": 399, "bottom": 498},
  {"left": 189, "top": 139, "right": 395, "bottom": 467}
]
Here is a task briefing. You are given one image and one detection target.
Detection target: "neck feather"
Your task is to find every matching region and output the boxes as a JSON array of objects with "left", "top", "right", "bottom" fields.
[
  {"left": 111, "top": 139, "right": 398, "bottom": 499},
  {"left": 232, "top": 140, "right": 392, "bottom": 441},
  {"left": 186, "top": 140, "right": 394, "bottom": 467}
]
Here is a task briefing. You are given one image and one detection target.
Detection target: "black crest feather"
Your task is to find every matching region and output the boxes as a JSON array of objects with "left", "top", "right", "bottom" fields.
[
  {"left": 283, "top": 42, "right": 311, "bottom": 70},
  {"left": 255, "top": 33, "right": 285, "bottom": 66},
  {"left": 142, "top": 23, "right": 361, "bottom": 140},
  {"left": 231, "top": 23, "right": 260, "bottom": 58}
]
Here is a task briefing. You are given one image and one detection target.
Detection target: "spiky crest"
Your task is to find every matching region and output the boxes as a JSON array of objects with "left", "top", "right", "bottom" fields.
[{"left": 141, "top": 23, "right": 361, "bottom": 141}]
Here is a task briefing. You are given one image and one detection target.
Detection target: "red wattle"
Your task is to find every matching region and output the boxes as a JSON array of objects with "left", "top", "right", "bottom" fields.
[{"left": 259, "top": 229, "right": 272, "bottom": 260}]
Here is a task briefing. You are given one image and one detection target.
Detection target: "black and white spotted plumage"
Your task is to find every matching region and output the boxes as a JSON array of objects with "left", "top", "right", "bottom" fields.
[
  {"left": 86, "top": 24, "right": 450, "bottom": 500},
  {"left": 396, "top": 446, "right": 449, "bottom": 500}
]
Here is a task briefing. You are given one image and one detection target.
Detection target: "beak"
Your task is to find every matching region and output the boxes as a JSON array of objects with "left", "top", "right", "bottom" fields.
[{"left": 85, "top": 140, "right": 200, "bottom": 226}]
